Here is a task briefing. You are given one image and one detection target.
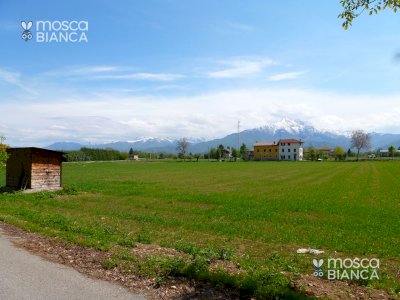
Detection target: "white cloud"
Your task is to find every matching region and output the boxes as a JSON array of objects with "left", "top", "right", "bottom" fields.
[
  {"left": 268, "top": 71, "right": 306, "bottom": 81},
  {"left": 225, "top": 22, "right": 255, "bottom": 32},
  {"left": 94, "top": 72, "right": 184, "bottom": 81},
  {"left": 78, "top": 66, "right": 122, "bottom": 73},
  {"left": 0, "top": 68, "right": 21, "bottom": 85},
  {"left": 40, "top": 65, "right": 125, "bottom": 77},
  {"left": 208, "top": 58, "right": 276, "bottom": 78},
  {"left": 40, "top": 66, "right": 184, "bottom": 81},
  {"left": 0, "top": 68, "right": 38, "bottom": 95},
  {"left": 2, "top": 88, "right": 400, "bottom": 146}
]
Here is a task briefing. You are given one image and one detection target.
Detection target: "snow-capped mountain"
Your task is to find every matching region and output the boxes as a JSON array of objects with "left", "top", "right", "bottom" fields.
[
  {"left": 189, "top": 119, "right": 350, "bottom": 152},
  {"left": 46, "top": 119, "right": 400, "bottom": 153},
  {"left": 47, "top": 137, "right": 177, "bottom": 152},
  {"left": 263, "top": 118, "right": 309, "bottom": 134}
]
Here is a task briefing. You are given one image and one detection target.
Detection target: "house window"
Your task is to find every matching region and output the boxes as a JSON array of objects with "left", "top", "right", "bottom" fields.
[
  {"left": 275, "top": 149, "right": 277, "bottom": 152},
  {"left": 288, "top": 155, "right": 291, "bottom": 159},
  {"left": 294, "top": 148, "right": 297, "bottom": 152},
  {"left": 257, "top": 149, "right": 259, "bottom": 152},
  {"left": 282, "top": 149, "right": 284, "bottom": 152},
  {"left": 288, "top": 149, "right": 291, "bottom": 152},
  {"left": 269, "top": 149, "right": 271, "bottom": 152},
  {"left": 264, "top": 149, "right": 266, "bottom": 152},
  {"left": 288, "top": 143, "right": 291, "bottom": 146}
]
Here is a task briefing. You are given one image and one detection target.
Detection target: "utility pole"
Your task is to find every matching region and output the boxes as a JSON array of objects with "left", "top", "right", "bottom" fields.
[{"left": 237, "top": 120, "right": 240, "bottom": 150}]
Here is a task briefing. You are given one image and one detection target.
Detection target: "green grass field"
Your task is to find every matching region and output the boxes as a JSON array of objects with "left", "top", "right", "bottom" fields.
[{"left": 1, "top": 161, "right": 399, "bottom": 298}]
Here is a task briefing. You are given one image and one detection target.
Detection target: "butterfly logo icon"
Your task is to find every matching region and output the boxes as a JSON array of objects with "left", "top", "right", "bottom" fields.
[
  {"left": 312, "top": 259, "right": 324, "bottom": 277},
  {"left": 21, "top": 21, "right": 33, "bottom": 41}
]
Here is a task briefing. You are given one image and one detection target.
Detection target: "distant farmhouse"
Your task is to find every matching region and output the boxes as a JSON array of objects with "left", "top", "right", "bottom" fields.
[
  {"left": 254, "top": 139, "right": 304, "bottom": 161},
  {"left": 253, "top": 142, "right": 278, "bottom": 160},
  {"left": 379, "top": 148, "right": 400, "bottom": 157},
  {"left": 222, "top": 148, "right": 232, "bottom": 160},
  {"left": 317, "top": 147, "right": 334, "bottom": 157}
]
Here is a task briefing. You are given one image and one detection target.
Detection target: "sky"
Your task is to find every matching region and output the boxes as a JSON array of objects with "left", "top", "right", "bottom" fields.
[{"left": 0, "top": 0, "right": 400, "bottom": 146}]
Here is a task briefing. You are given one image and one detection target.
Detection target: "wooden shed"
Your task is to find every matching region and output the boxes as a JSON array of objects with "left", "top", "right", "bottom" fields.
[{"left": 6, "top": 147, "right": 65, "bottom": 191}]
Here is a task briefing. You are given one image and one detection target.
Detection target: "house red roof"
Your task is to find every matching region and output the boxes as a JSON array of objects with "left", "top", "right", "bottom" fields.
[
  {"left": 278, "top": 139, "right": 303, "bottom": 143},
  {"left": 318, "top": 147, "right": 331, "bottom": 151},
  {"left": 254, "top": 142, "right": 277, "bottom": 147}
]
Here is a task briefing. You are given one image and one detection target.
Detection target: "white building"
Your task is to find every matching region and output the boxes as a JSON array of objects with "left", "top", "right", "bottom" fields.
[{"left": 278, "top": 139, "right": 304, "bottom": 161}]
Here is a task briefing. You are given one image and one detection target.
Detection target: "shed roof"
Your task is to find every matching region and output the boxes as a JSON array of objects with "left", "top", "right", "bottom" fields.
[{"left": 7, "top": 147, "right": 65, "bottom": 155}]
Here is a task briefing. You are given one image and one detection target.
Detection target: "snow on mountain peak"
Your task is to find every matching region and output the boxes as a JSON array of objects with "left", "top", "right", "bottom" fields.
[
  {"left": 273, "top": 119, "right": 306, "bottom": 133},
  {"left": 259, "top": 119, "right": 312, "bottom": 134}
]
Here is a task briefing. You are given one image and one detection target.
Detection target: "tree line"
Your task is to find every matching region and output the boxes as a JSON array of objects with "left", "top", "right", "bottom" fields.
[
  {"left": 65, "top": 147, "right": 127, "bottom": 162},
  {"left": 176, "top": 138, "right": 249, "bottom": 161}
]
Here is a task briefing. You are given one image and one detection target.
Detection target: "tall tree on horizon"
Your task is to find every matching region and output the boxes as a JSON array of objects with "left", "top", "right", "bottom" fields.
[
  {"left": 350, "top": 130, "right": 371, "bottom": 161},
  {"left": 388, "top": 145, "right": 396, "bottom": 159},
  {"left": 239, "top": 143, "right": 248, "bottom": 160},
  {"left": 176, "top": 138, "right": 189, "bottom": 161}
]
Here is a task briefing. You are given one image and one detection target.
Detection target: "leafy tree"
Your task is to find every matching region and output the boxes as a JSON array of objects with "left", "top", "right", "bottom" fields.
[
  {"left": 209, "top": 148, "right": 217, "bottom": 160},
  {"left": 231, "top": 147, "right": 239, "bottom": 161},
  {"left": 185, "top": 153, "right": 193, "bottom": 161},
  {"left": 0, "top": 135, "right": 8, "bottom": 169},
  {"left": 347, "top": 148, "right": 354, "bottom": 157},
  {"left": 316, "top": 150, "right": 325, "bottom": 160},
  {"left": 176, "top": 138, "right": 189, "bottom": 161},
  {"left": 217, "top": 144, "right": 225, "bottom": 160},
  {"left": 239, "top": 143, "right": 248, "bottom": 160},
  {"left": 388, "top": 145, "right": 396, "bottom": 159},
  {"left": 350, "top": 130, "right": 371, "bottom": 161},
  {"left": 128, "top": 147, "right": 135, "bottom": 160},
  {"left": 334, "top": 146, "right": 346, "bottom": 160},
  {"left": 339, "top": 0, "right": 400, "bottom": 29},
  {"left": 216, "top": 149, "right": 222, "bottom": 160},
  {"left": 193, "top": 153, "right": 201, "bottom": 162},
  {"left": 306, "top": 146, "right": 316, "bottom": 161}
]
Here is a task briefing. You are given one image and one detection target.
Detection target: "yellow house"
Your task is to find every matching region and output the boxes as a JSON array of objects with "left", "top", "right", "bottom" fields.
[{"left": 253, "top": 142, "right": 279, "bottom": 160}]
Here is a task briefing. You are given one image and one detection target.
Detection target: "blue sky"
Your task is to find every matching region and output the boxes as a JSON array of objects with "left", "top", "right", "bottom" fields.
[{"left": 0, "top": 0, "right": 400, "bottom": 146}]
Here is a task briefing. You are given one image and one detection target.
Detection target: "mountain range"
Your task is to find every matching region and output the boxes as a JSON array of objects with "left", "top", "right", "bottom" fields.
[{"left": 46, "top": 119, "right": 400, "bottom": 153}]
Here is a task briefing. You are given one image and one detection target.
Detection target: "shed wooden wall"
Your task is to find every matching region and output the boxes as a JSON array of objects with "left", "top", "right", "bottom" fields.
[{"left": 31, "top": 150, "right": 62, "bottom": 190}]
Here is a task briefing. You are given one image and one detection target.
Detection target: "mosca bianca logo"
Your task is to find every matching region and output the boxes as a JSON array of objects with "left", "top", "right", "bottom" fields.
[
  {"left": 21, "top": 21, "right": 33, "bottom": 41},
  {"left": 313, "top": 257, "right": 379, "bottom": 280},
  {"left": 21, "top": 20, "right": 89, "bottom": 43}
]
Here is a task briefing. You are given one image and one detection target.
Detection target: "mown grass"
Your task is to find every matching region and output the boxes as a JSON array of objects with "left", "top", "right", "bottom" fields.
[{"left": 0, "top": 160, "right": 400, "bottom": 298}]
